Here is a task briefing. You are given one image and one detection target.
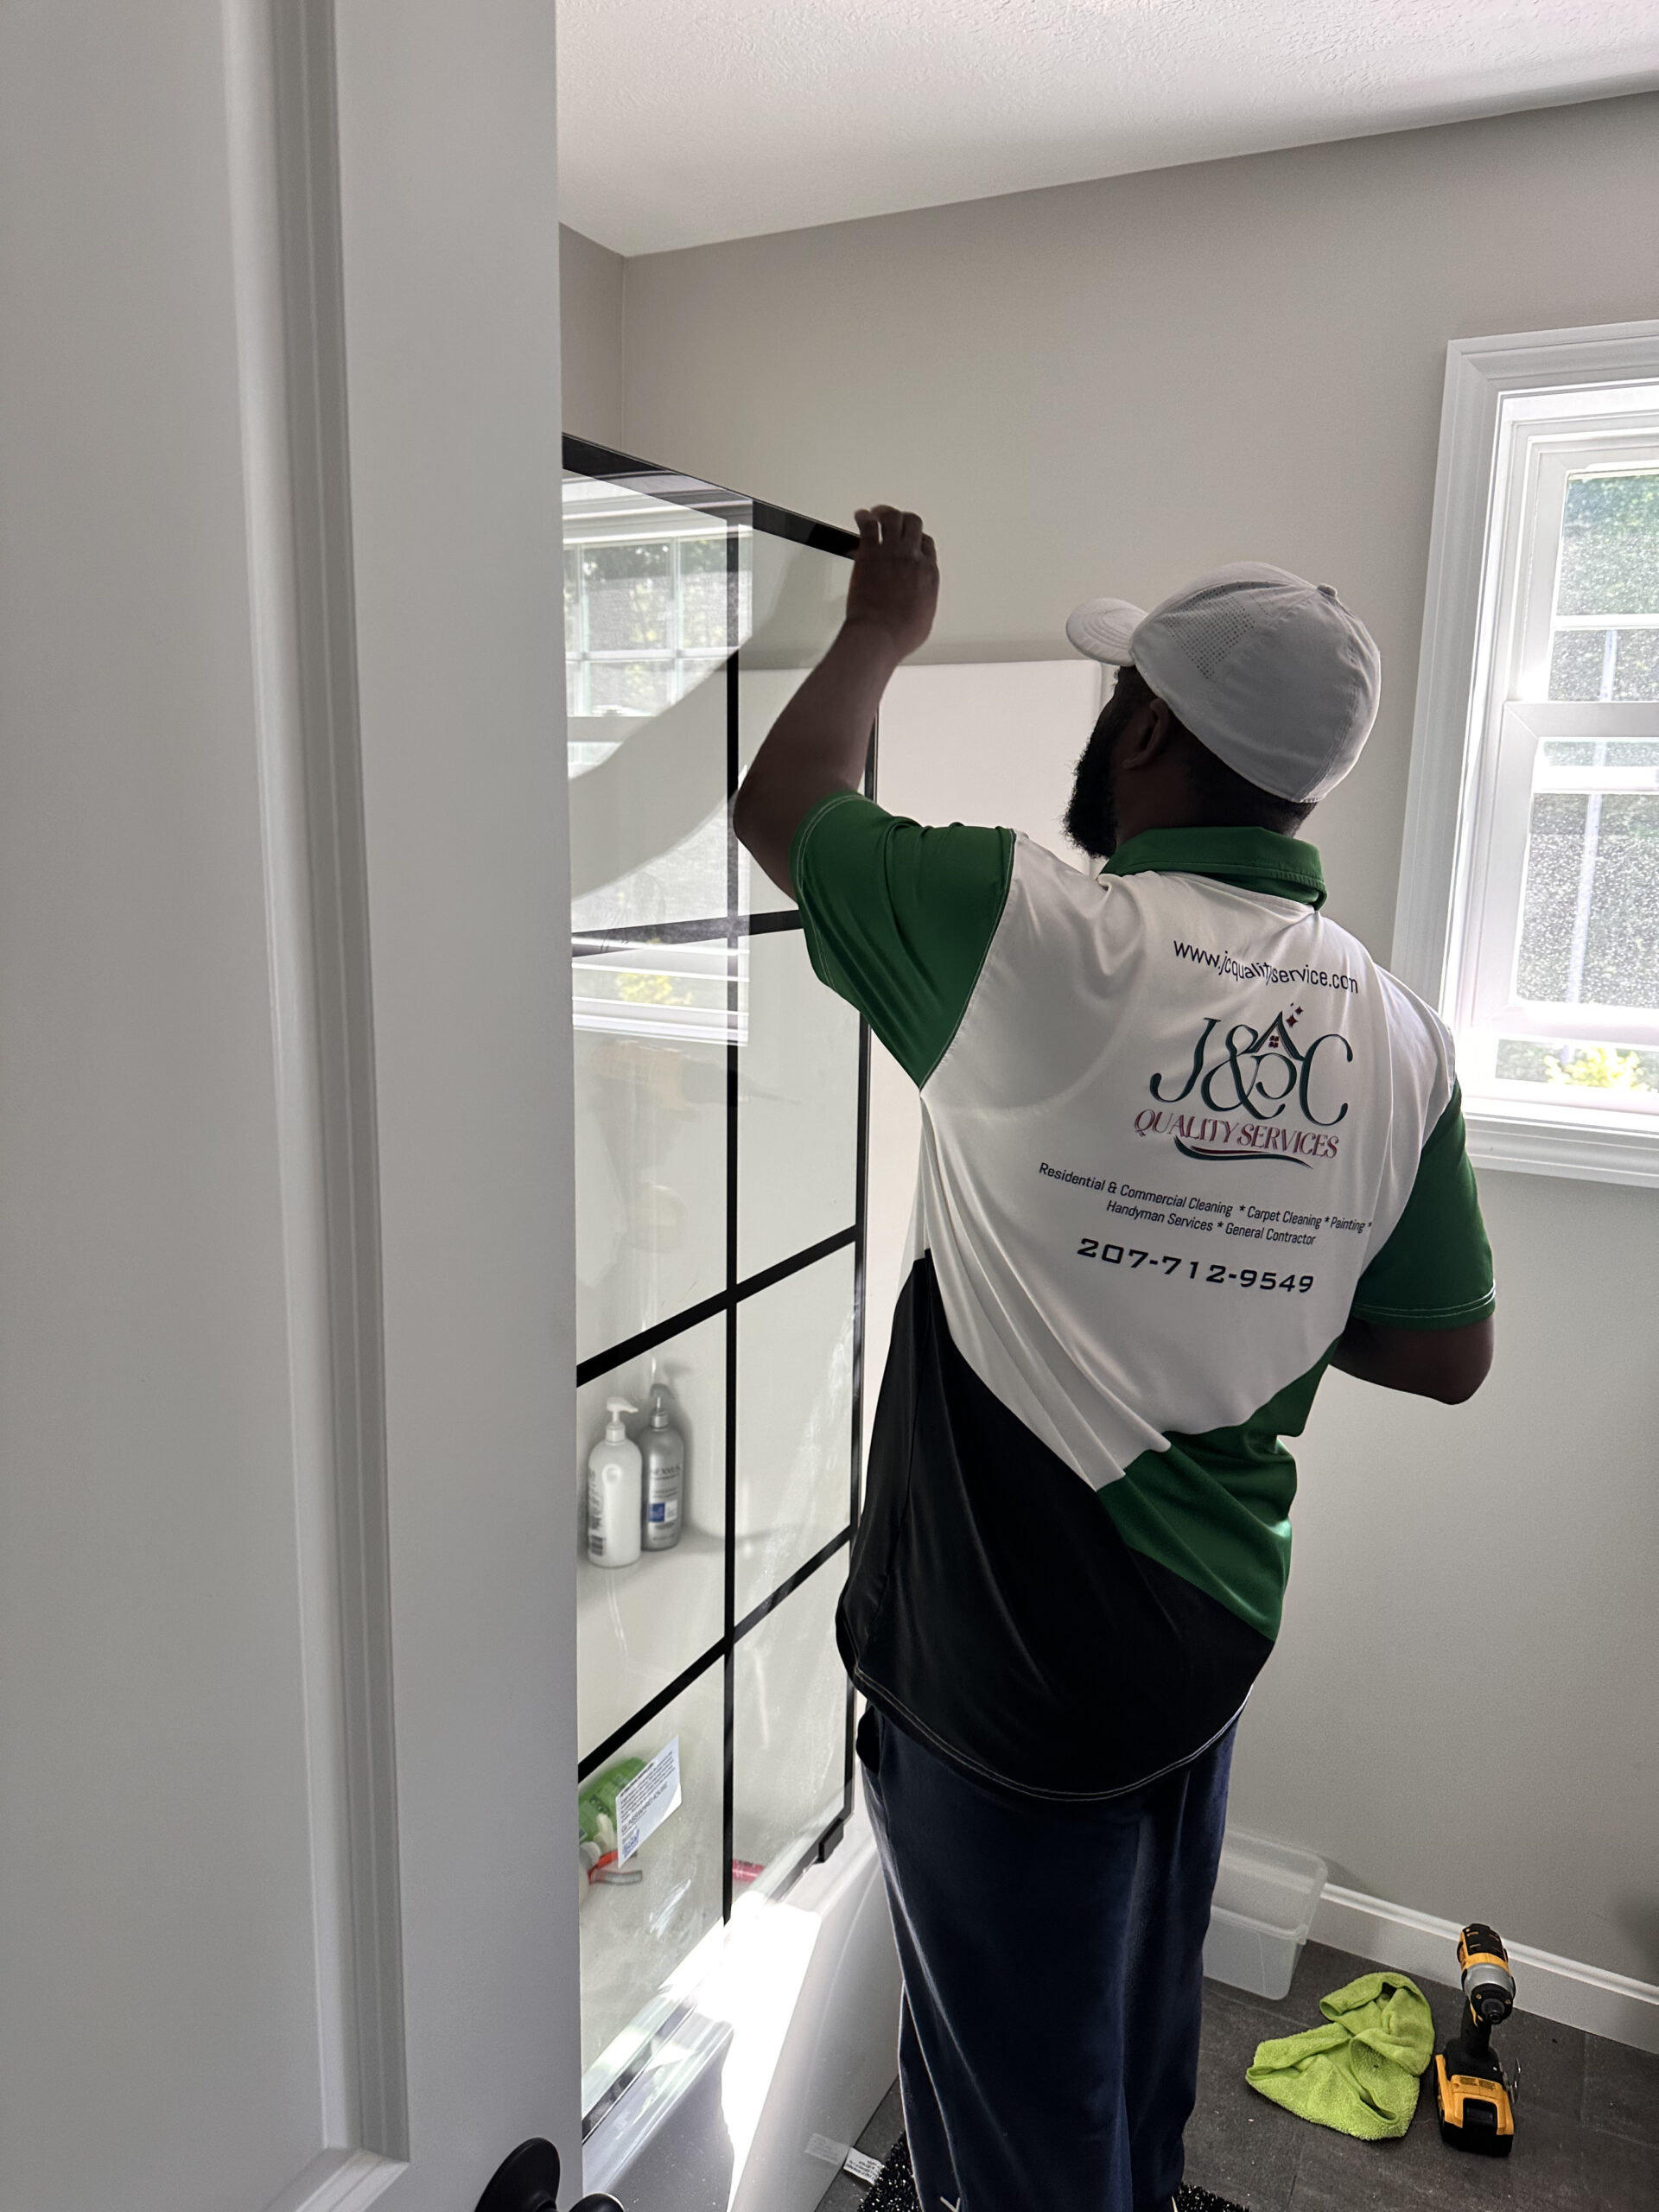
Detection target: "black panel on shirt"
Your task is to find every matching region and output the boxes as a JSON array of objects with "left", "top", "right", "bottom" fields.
[{"left": 838, "top": 1255, "right": 1274, "bottom": 1807}]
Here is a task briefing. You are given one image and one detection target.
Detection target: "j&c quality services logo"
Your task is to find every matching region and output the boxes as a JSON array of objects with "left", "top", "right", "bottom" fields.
[{"left": 1136, "top": 1010, "right": 1351, "bottom": 1166}]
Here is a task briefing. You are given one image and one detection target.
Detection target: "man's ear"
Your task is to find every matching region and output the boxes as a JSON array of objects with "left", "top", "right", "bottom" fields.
[{"left": 1118, "top": 696, "right": 1174, "bottom": 771}]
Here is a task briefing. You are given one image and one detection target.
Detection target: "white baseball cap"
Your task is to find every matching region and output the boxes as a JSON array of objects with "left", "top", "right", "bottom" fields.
[{"left": 1065, "top": 562, "right": 1381, "bottom": 804}]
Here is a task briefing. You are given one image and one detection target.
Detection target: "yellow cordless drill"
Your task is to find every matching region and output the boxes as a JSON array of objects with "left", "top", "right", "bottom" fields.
[{"left": 1433, "top": 1923, "right": 1516, "bottom": 2156}]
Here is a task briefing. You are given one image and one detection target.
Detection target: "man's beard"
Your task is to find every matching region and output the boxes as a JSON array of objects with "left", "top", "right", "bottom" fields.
[
  {"left": 1065, "top": 664, "right": 1151, "bottom": 861},
  {"left": 1063, "top": 695, "right": 1132, "bottom": 862},
  {"left": 1063, "top": 728, "right": 1116, "bottom": 862}
]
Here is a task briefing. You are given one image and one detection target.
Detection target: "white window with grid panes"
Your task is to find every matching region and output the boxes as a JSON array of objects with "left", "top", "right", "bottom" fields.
[
  {"left": 563, "top": 478, "right": 751, "bottom": 741},
  {"left": 1397, "top": 323, "right": 1659, "bottom": 1185}
]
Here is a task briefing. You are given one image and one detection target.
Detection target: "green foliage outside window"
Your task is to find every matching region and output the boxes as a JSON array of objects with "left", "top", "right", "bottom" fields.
[{"left": 1543, "top": 1042, "right": 1656, "bottom": 1096}]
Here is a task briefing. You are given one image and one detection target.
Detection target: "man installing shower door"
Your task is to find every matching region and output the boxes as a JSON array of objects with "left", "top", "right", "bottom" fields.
[{"left": 733, "top": 507, "right": 1495, "bottom": 2212}]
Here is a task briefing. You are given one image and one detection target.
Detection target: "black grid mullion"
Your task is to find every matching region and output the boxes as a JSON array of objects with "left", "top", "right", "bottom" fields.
[
  {"left": 731, "top": 1526, "right": 853, "bottom": 1646},
  {"left": 573, "top": 1227, "right": 856, "bottom": 1396},
  {"left": 575, "top": 1288, "right": 727, "bottom": 1392},
  {"left": 571, "top": 908, "right": 803, "bottom": 957},
  {"left": 721, "top": 520, "right": 741, "bottom": 1926},
  {"left": 842, "top": 715, "right": 879, "bottom": 1823},
  {"left": 575, "top": 1639, "right": 725, "bottom": 1784},
  {"left": 721, "top": 1284, "right": 737, "bottom": 1926}
]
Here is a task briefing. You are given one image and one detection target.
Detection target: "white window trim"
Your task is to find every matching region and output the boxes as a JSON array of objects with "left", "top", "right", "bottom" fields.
[{"left": 1394, "top": 320, "right": 1659, "bottom": 1188}]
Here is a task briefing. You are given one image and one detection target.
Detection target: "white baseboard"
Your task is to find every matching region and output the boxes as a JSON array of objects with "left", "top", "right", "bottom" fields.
[{"left": 1312, "top": 1884, "right": 1659, "bottom": 2056}]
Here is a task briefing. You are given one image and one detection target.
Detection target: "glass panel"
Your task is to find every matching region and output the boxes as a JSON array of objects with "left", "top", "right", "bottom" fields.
[
  {"left": 572, "top": 937, "right": 736, "bottom": 1047},
  {"left": 1554, "top": 471, "right": 1659, "bottom": 617},
  {"left": 678, "top": 534, "right": 734, "bottom": 650},
  {"left": 1541, "top": 738, "right": 1659, "bottom": 768},
  {"left": 566, "top": 451, "right": 861, "bottom": 2124},
  {"left": 736, "top": 531, "right": 853, "bottom": 915},
  {"left": 1548, "top": 472, "right": 1659, "bottom": 702},
  {"left": 1515, "top": 791, "right": 1659, "bottom": 1009},
  {"left": 586, "top": 658, "right": 675, "bottom": 718},
  {"left": 1548, "top": 628, "right": 1609, "bottom": 702},
  {"left": 1615, "top": 629, "right": 1659, "bottom": 699},
  {"left": 575, "top": 1313, "right": 726, "bottom": 1762},
  {"left": 1493, "top": 1035, "right": 1659, "bottom": 1109},
  {"left": 564, "top": 472, "right": 753, "bottom": 931},
  {"left": 579, "top": 1665, "right": 725, "bottom": 2097},
  {"left": 573, "top": 996, "right": 726, "bottom": 1364},
  {"left": 732, "top": 1565, "right": 847, "bottom": 1886},
  {"left": 737, "top": 927, "right": 860, "bottom": 1281},
  {"left": 1548, "top": 628, "right": 1659, "bottom": 702},
  {"left": 734, "top": 1249, "right": 855, "bottom": 1619}
]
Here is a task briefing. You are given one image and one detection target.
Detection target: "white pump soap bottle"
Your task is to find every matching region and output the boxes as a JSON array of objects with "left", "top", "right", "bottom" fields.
[{"left": 587, "top": 1397, "right": 641, "bottom": 1568}]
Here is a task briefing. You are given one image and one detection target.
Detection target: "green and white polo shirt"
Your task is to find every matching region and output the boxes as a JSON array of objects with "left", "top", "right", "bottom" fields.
[{"left": 793, "top": 795, "right": 1494, "bottom": 1804}]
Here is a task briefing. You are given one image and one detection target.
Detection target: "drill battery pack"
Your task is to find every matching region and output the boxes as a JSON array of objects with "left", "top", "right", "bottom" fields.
[{"left": 1433, "top": 2050, "right": 1516, "bottom": 2156}]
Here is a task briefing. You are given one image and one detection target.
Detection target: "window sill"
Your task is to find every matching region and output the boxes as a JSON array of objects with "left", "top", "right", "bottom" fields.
[{"left": 1465, "top": 1098, "right": 1659, "bottom": 1187}]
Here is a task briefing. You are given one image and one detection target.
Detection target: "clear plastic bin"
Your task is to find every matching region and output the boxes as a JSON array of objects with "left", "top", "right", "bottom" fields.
[{"left": 1203, "top": 1829, "right": 1328, "bottom": 2000}]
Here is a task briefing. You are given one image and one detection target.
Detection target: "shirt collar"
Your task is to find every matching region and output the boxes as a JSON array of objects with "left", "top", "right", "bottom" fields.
[{"left": 1103, "top": 825, "right": 1326, "bottom": 910}]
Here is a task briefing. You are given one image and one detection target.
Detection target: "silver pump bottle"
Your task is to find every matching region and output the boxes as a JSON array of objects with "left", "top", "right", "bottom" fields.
[{"left": 639, "top": 1383, "right": 684, "bottom": 1551}]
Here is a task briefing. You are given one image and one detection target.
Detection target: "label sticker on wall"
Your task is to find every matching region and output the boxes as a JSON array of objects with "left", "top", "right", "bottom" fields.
[{"left": 616, "top": 1737, "right": 682, "bottom": 1864}]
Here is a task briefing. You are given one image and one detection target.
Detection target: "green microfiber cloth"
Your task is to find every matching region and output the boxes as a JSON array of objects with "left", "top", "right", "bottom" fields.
[{"left": 1245, "top": 1972, "right": 1435, "bottom": 2140}]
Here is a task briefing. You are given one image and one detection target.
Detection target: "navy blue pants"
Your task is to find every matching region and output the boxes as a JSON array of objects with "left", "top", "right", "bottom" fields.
[{"left": 859, "top": 1707, "right": 1235, "bottom": 2212}]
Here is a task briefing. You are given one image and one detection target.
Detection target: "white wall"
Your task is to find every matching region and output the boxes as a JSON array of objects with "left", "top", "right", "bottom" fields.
[
  {"left": 562, "top": 224, "right": 626, "bottom": 446},
  {"left": 568, "top": 93, "right": 1659, "bottom": 1986},
  {"left": 619, "top": 91, "right": 1659, "bottom": 961}
]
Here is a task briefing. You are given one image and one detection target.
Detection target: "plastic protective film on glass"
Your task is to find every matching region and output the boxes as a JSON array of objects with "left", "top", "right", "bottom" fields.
[
  {"left": 735, "top": 1248, "right": 856, "bottom": 1621},
  {"left": 573, "top": 973, "right": 728, "bottom": 1365},
  {"left": 565, "top": 471, "right": 748, "bottom": 932},
  {"left": 737, "top": 531, "right": 852, "bottom": 914},
  {"left": 579, "top": 1666, "right": 724, "bottom": 2111},
  {"left": 564, "top": 446, "right": 865, "bottom": 2127},
  {"left": 737, "top": 928, "right": 859, "bottom": 1281},
  {"left": 575, "top": 1313, "right": 726, "bottom": 1762},
  {"left": 732, "top": 1567, "right": 849, "bottom": 1890}
]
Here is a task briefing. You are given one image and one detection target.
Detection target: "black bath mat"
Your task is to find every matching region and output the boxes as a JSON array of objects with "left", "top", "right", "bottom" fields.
[
  {"left": 866, "top": 2133, "right": 1248, "bottom": 2212},
  {"left": 861, "top": 2135, "right": 921, "bottom": 2212}
]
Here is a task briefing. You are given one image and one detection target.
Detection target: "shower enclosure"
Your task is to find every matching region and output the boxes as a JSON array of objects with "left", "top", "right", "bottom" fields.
[{"left": 564, "top": 436, "right": 873, "bottom": 2139}]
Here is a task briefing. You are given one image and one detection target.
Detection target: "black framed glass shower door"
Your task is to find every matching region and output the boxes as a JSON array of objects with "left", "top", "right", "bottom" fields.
[{"left": 564, "top": 435, "right": 871, "bottom": 2123}]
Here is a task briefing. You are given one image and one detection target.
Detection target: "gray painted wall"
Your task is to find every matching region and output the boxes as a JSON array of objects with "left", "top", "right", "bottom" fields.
[
  {"left": 560, "top": 223, "right": 625, "bottom": 447},
  {"left": 564, "top": 96, "right": 1659, "bottom": 1986}
]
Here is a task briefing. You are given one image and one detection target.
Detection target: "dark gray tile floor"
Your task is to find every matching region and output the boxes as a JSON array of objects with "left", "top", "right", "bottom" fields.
[
  {"left": 1186, "top": 1940, "right": 1659, "bottom": 2210},
  {"left": 814, "top": 2079, "right": 906, "bottom": 2212},
  {"left": 815, "top": 1941, "right": 1659, "bottom": 2210}
]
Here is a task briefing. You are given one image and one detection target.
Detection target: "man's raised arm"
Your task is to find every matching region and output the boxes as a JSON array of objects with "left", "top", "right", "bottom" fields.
[{"left": 733, "top": 505, "right": 938, "bottom": 893}]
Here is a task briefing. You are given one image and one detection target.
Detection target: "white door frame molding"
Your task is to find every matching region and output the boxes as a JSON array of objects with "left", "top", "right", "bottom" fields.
[
  {"left": 4, "top": 3, "right": 572, "bottom": 2202},
  {"left": 331, "top": 3, "right": 582, "bottom": 2203},
  {"left": 229, "top": 0, "right": 579, "bottom": 2202},
  {"left": 226, "top": 0, "right": 406, "bottom": 2187}
]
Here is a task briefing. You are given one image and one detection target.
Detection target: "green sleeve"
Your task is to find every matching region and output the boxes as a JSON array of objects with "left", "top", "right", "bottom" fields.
[
  {"left": 1350, "top": 1086, "right": 1496, "bottom": 1330},
  {"left": 788, "top": 791, "right": 1014, "bottom": 1086}
]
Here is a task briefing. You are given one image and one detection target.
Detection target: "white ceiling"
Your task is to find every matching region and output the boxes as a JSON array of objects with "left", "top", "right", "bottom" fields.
[{"left": 557, "top": 0, "right": 1659, "bottom": 255}]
